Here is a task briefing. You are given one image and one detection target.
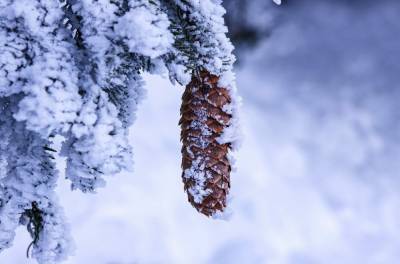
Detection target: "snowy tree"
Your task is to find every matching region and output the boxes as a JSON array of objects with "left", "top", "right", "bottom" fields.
[{"left": 0, "top": 0, "right": 255, "bottom": 262}]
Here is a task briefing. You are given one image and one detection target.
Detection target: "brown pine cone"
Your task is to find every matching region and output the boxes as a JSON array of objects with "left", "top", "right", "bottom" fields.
[{"left": 179, "top": 70, "right": 232, "bottom": 217}]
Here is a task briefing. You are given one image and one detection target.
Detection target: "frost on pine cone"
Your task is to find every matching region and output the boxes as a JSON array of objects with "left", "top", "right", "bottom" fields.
[{"left": 180, "top": 70, "right": 232, "bottom": 217}]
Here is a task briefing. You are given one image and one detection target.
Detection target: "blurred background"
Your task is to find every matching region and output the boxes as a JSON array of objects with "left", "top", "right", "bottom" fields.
[{"left": 2, "top": 0, "right": 400, "bottom": 263}]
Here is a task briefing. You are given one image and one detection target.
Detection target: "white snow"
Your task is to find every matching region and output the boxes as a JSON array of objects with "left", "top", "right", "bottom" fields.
[{"left": 115, "top": 5, "right": 173, "bottom": 58}]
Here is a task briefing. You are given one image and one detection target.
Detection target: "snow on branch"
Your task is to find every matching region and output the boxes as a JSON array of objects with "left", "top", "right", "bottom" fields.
[
  {"left": 0, "top": 0, "right": 242, "bottom": 261},
  {"left": 0, "top": 96, "right": 72, "bottom": 262}
]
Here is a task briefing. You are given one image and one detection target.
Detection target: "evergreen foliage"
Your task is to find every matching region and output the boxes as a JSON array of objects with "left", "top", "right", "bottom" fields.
[{"left": 0, "top": 0, "right": 246, "bottom": 262}]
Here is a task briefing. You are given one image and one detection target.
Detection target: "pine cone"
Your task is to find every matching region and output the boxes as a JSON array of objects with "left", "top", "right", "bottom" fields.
[{"left": 179, "top": 70, "right": 232, "bottom": 217}]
